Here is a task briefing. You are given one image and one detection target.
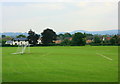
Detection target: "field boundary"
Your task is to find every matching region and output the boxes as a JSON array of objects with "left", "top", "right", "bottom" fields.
[{"left": 96, "top": 53, "right": 113, "bottom": 61}]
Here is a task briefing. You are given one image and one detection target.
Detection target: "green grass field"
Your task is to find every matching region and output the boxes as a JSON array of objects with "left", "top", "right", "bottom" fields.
[{"left": 2, "top": 46, "right": 118, "bottom": 82}]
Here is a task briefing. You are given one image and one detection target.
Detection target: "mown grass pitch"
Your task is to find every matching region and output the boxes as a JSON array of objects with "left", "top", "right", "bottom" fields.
[{"left": 2, "top": 46, "right": 118, "bottom": 82}]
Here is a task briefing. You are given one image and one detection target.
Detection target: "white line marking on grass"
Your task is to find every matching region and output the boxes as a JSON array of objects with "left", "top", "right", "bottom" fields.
[{"left": 96, "top": 53, "right": 113, "bottom": 61}]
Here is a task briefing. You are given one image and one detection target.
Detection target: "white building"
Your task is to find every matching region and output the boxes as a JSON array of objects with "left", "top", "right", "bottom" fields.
[
  {"left": 38, "top": 38, "right": 42, "bottom": 44},
  {"left": 5, "top": 41, "right": 13, "bottom": 45},
  {"left": 13, "top": 38, "right": 29, "bottom": 45},
  {"left": 5, "top": 37, "right": 41, "bottom": 45},
  {"left": 5, "top": 38, "right": 28, "bottom": 45}
]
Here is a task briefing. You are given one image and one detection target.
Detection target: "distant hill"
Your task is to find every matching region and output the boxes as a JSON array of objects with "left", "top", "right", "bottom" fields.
[
  {"left": 0, "top": 29, "right": 119, "bottom": 37},
  {"left": 0, "top": 32, "right": 28, "bottom": 37},
  {"left": 58, "top": 29, "right": 119, "bottom": 35}
]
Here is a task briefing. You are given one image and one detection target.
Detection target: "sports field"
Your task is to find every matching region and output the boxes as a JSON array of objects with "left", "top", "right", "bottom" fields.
[{"left": 2, "top": 46, "right": 118, "bottom": 82}]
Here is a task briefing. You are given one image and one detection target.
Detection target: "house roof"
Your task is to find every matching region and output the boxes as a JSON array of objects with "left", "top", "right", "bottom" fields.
[
  {"left": 106, "top": 37, "right": 111, "bottom": 40},
  {"left": 13, "top": 38, "right": 28, "bottom": 41},
  {"left": 6, "top": 40, "right": 13, "bottom": 43}
]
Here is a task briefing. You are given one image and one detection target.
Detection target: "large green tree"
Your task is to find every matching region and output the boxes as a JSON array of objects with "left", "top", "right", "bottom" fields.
[
  {"left": 0, "top": 39, "right": 6, "bottom": 46},
  {"left": 64, "top": 33, "right": 72, "bottom": 38},
  {"left": 27, "top": 29, "right": 40, "bottom": 45},
  {"left": 60, "top": 39, "right": 71, "bottom": 46},
  {"left": 41, "top": 28, "right": 57, "bottom": 45},
  {"left": 110, "top": 35, "right": 119, "bottom": 45},
  {"left": 57, "top": 33, "right": 72, "bottom": 41},
  {"left": 71, "top": 32, "right": 86, "bottom": 46},
  {"left": 94, "top": 36, "right": 101, "bottom": 44}
]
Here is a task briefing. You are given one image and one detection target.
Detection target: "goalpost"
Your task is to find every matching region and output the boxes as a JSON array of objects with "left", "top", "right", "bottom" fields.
[{"left": 12, "top": 44, "right": 30, "bottom": 54}]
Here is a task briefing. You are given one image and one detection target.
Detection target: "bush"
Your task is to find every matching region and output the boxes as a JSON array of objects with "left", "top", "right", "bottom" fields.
[{"left": 60, "top": 39, "right": 71, "bottom": 46}]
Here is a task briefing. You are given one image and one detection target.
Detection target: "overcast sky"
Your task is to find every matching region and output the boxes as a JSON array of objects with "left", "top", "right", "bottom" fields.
[{"left": 1, "top": 1, "right": 118, "bottom": 33}]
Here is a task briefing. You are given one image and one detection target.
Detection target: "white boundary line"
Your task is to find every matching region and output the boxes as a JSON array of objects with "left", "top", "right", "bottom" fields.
[{"left": 96, "top": 53, "right": 113, "bottom": 61}]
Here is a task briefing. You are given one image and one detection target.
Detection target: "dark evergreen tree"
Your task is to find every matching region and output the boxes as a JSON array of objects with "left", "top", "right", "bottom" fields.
[
  {"left": 2, "top": 35, "right": 6, "bottom": 38},
  {"left": 110, "top": 35, "right": 119, "bottom": 45},
  {"left": 71, "top": 32, "right": 86, "bottom": 46},
  {"left": 41, "top": 28, "right": 57, "bottom": 45},
  {"left": 27, "top": 29, "right": 40, "bottom": 45}
]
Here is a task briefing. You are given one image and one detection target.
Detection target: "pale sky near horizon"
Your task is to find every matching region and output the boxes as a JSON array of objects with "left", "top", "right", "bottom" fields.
[{"left": 1, "top": 1, "right": 118, "bottom": 33}]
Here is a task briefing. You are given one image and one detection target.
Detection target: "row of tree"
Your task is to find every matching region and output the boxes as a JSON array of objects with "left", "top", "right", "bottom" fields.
[
  {"left": 60, "top": 33, "right": 86, "bottom": 46},
  {"left": 27, "top": 28, "right": 120, "bottom": 46},
  {"left": 1, "top": 28, "right": 120, "bottom": 46},
  {"left": 27, "top": 29, "right": 86, "bottom": 46}
]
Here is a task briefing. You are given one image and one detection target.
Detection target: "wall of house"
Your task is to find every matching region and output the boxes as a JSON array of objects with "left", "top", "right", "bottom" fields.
[
  {"left": 38, "top": 39, "right": 42, "bottom": 44},
  {"left": 5, "top": 42, "right": 13, "bottom": 45},
  {"left": 6, "top": 39, "right": 42, "bottom": 45},
  {"left": 13, "top": 41, "right": 29, "bottom": 45}
]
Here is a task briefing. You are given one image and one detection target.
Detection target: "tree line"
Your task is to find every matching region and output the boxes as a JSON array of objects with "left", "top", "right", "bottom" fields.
[
  {"left": 1, "top": 28, "right": 120, "bottom": 46},
  {"left": 27, "top": 29, "right": 86, "bottom": 46},
  {"left": 27, "top": 28, "right": 120, "bottom": 46}
]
